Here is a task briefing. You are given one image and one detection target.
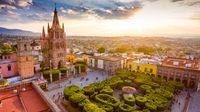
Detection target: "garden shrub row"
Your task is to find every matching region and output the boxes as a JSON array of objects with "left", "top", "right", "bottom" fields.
[
  {"left": 101, "top": 86, "right": 114, "bottom": 95},
  {"left": 63, "top": 70, "right": 184, "bottom": 112},
  {"left": 118, "top": 104, "right": 134, "bottom": 112},
  {"left": 64, "top": 85, "right": 81, "bottom": 99},
  {"left": 124, "top": 96, "right": 135, "bottom": 106},
  {"left": 135, "top": 96, "right": 147, "bottom": 107},
  {"left": 95, "top": 94, "right": 120, "bottom": 108}
]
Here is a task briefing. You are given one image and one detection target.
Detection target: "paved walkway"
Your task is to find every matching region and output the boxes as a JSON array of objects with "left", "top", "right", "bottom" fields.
[
  {"left": 171, "top": 91, "right": 187, "bottom": 112},
  {"left": 188, "top": 90, "right": 200, "bottom": 112},
  {"left": 45, "top": 70, "right": 110, "bottom": 102}
]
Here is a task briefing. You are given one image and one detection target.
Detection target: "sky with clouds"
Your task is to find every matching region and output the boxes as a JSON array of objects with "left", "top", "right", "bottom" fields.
[{"left": 0, "top": 0, "right": 199, "bottom": 37}]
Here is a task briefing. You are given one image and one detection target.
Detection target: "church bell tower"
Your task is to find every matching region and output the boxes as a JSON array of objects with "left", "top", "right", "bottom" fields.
[{"left": 17, "top": 39, "right": 34, "bottom": 78}]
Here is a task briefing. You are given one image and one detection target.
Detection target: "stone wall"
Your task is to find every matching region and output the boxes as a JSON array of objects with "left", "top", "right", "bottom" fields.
[{"left": 32, "top": 82, "right": 61, "bottom": 112}]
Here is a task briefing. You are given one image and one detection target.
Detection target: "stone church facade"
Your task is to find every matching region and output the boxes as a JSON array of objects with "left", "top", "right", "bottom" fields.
[{"left": 41, "top": 7, "right": 67, "bottom": 69}]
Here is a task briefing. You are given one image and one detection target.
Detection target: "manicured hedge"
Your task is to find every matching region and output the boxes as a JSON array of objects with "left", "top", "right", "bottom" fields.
[
  {"left": 124, "top": 79, "right": 132, "bottom": 86},
  {"left": 144, "top": 94, "right": 169, "bottom": 111},
  {"left": 83, "top": 86, "right": 95, "bottom": 96},
  {"left": 167, "top": 80, "right": 184, "bottom": 90},
  {"left": 135, "top": 96, "right": 147, "bottom": 107},
  {"left": 142, "top": 109, "right": 151, "bottom": 112},
  {"left": 102, "top": 105, "right": 114, "bottom": 112},
  {"left": 83, "top": 103, "right": 106, "bottom": 112},
  {"left": 59, "top": 67, "right": 68, "bottom": 73},
  {"left": 145, "top": 89, "right": 155, "bottom": 94},
  {"left": 43, "top": 69, "right": 60, "bottom": 81},
  {"left": 145, "top": 102, "right": 157, "bottom": 112},
  {"left": 124, "top": 96, "right": 135, "bottom": 106},
  {"left": 69, "top": 93, "right": 87, "bottom": 104},
  {"left": 128, "top": 76, "right": 135, "bottom": 81},
  {"left": 140, "top": 85, "right": 152, "bottom": 93},
  {"left": 64, "top": 85, "right": 81, "bottom": 99},
  {"left": 101, "top": 86, "right": 114, "bottom": 95},
  {"left": 90, "top": 82, "right": 104, "bottom": 92},
  {"left": 145, "top": 82, "right": 160, "bottom": 88},
  {"left": 78, "top": 99, "right": 91, "bottom": 107},
  {"left": 118, "top": 104, "right": 134, "bottom": 112},
  {"left": 155, "top": 88, "right": 174, "bottom": 99},
  {"left": 95, "top": 94, "right": 120, "bottom": 108}
]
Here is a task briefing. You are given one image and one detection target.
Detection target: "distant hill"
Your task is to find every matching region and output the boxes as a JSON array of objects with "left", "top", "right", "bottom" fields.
[{"left": 0, "top": 27, "right": 40, "bottom": 36}]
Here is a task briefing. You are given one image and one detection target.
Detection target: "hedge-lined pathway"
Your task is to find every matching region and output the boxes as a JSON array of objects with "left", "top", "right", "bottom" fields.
[{"left": 45, "top": 70, "right": 110, "bottom": 103}]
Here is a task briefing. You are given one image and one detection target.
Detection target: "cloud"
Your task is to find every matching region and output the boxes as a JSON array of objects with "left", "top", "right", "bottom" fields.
[
  {"left": 0, "top": 0, "right": 32, "bottom": 9},
  {"left": 172, "top": 0, "right": 183, "bottom": 2},
  {"left": 186, "top": 1, "right": 200, "bottom": 6},
  {"left": 190, "top": 13, "right": 200, "bottom": 20},
  {"left": 57, "top": 0, "right": 142, "bottom": 19}
]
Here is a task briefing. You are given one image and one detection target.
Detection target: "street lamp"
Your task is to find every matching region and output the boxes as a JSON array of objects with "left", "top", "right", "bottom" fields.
[{"left": 50, "top": 60, "right": 52, "bottom": 70}]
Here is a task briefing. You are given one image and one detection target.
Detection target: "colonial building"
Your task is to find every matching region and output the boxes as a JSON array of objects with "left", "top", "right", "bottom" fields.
[
  {"left": 0, "top": 54, "right": 17, "bottom": 78},
  {"left": 0, "top": 60, "right": 17, "bottom": 78},
  {"left": 157, "top": 57, "right": 200, "bottom": 88},
  {"left": 17, "top": 39, "right": 34, "bottom": 79},
  {"left": 127, "top": 58, "right": 159, "bottom": 76},
  {"left": 88, "top": 56, "right": 127, "bottom": 75},
  {"left": 31, "top": 40, "right": 42, "bottom": 72},
  {"left": 41, "top": 7, "right": 66, "bottom": 69},
  {"left": 0, "top": 40, "right": 38, "bottom": 79}
]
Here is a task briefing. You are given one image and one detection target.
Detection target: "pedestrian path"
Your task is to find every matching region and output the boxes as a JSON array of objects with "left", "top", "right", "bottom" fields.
[
  {"left": 188, "top": 90, "right": 200, "bottom": 112},
  {"left": 171, "top": 91, "right": 187, "bottom": 112},
  {"left": 45, "top": 70, "right": 110, "bottom": 102}
]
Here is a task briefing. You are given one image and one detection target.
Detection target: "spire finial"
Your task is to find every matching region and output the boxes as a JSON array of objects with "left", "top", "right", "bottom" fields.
[
  {"left": 55, "top": 3, "right": 57, "bottom": 12},
  {"left": 52, "top": 3, "right": 60, "bottom": 28}
]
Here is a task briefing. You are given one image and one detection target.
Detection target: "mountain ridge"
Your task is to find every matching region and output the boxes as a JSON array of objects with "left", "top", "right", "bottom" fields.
[{"left": 0, "top": 27, "right": 40, "bottom": 36}]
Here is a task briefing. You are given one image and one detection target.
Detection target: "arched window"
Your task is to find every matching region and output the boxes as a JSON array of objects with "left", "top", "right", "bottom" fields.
[{"left": 7, "top": 65, "right": 11, "bottom": 71}]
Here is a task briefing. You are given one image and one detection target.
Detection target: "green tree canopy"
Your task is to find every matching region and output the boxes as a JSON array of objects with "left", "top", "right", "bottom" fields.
[{"left": 97, "top": 47, "right": 105, "bottom": 53}]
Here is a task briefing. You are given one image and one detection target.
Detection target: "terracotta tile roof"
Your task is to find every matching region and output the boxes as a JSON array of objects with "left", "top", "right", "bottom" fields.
[{"left": 0, "top": 84, "right": 50, "bottom": 112}]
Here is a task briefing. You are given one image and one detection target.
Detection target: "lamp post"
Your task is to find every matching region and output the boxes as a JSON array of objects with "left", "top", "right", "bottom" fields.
[{"left": 50, "top": 60, "right": 52, "bottom": 70}]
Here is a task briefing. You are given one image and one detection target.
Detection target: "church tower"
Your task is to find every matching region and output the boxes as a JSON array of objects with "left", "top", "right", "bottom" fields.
[
  {"left": 17, "top": 39, "right": 34, "bottom": 78},
  {"left": 41, "top": 6, "right": 67, "bottom": 69}
]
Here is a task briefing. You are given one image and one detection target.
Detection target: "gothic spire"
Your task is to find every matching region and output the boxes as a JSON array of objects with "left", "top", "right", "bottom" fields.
[
  {"left": 48, "top": 23, "right": 50, "bottom": 30},
  {"left": 52, "top": 3, "right": 60, "bottom": 28},
  {"left": 42, "top": 26, "right": 45, "bottom": 37},
  {"left": 62, "top": 23, "right": 64, "bottom": 30}
]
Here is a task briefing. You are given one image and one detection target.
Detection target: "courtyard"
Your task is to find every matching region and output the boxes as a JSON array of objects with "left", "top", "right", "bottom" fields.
[{"left": 45, "top": 70, "right": 111, "bottom": 102}]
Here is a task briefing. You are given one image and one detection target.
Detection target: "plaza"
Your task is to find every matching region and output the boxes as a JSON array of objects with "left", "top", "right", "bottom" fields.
[
  {"left": 45, "top": 70, "right": 110, "bottom": 103},
  {"left": 43, "top": 69, "right": 199, "bottom": 112}
]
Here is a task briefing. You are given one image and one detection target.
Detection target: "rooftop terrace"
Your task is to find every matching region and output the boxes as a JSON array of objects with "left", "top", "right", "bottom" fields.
[
  {"left": 161, "top": 57, "right": 200, "bottom": 70},
  {"left": 0, "top": 83, "right": 51, "bottom": 112}
]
